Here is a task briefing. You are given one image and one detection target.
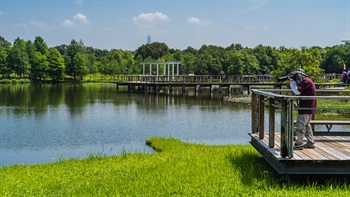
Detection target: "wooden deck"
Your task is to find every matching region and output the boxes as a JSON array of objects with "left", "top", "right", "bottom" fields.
[{"left": 249, "top": 133, "right": 350, "bottom": 174}]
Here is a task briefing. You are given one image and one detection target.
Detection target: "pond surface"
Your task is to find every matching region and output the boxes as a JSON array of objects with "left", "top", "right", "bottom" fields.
[{"left": 0, "top": 84, "right": 252, "bottom": 166}]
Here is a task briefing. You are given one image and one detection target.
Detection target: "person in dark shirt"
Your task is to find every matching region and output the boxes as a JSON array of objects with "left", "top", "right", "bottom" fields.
[
  {"left": 288, "top": 69, "right": 317, "bottom": 149},
  {"left": 342, "top": 69, "right": 348, "bottom": 84}
]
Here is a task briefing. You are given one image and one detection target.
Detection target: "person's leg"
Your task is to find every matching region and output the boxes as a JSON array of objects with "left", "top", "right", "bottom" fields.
[
  {"left": 294, "top": 114, "right": 308, "bottom": 146},
  {"left": 304, "top": 114, "right": 314, "bottom": 143},
  {"left": 304, "top": 114, "right": 315, "bottom": 148}
]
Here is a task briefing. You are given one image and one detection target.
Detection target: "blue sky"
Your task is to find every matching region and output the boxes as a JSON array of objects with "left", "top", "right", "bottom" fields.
[{"left": 0, "top": 0, "right": 349, "bottom": 50}]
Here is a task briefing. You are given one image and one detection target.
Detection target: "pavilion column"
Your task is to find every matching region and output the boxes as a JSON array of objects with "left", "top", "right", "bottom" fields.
[
  {"left": 167, "top": 63, "right": 170, "bottom": 81},
  {"left": 163, "top": 64, "right": 166, "bottom": 82},
  {"left": 173, "top": 64, "right": 175, "bottom": 77},
  {"left": 142, "top": 64, "right": 145, "bottom": 75},
  {"left": 149, "top": 64, "right": 152, "bottom": 75},
  {"left": 177, "top": 64, "right": 179, "bottom": 75}
]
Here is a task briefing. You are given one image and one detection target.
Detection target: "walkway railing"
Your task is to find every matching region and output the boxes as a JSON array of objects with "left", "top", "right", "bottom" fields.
[
  {"left": 251, "top": 89, "right": 350, "bottom": 158},
  {"left": 114, "top": 74, "right": 343, "bottom": 84}
]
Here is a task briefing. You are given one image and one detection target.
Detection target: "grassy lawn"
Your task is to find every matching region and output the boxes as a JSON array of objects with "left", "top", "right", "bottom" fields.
[{"left": 1, "top": 137, "right": 350, "bottom": 196}]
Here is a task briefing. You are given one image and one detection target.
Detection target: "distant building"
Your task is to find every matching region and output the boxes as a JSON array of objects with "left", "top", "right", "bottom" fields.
[
  {"left": 147, "top": 35, "right": 151, "bottom": 44},
  {"left": 300, "top": 46, "right": 308, "bottom": 50}
]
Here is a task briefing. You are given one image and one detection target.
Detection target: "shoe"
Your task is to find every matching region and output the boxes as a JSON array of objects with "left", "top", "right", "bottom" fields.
[
  {"left": 303, "top": 142, "right": 315, "bottom": 149},
  {"left": 294, "top": 142, "right": 304, "bottom": 150},
  {"left": 294, "top": 142, "right": 303, "bottom": 147},
  {"left": 294, "top": 146, "right": 304, "bottom": 150}
]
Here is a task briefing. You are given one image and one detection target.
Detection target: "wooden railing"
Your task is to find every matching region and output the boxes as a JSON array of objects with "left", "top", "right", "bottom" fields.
[
  {"left": 114, "top": 74, "right": 343, "bottom": 84},
  {"left": 251, "top": 89, "right": 350, "bottom": 158}
]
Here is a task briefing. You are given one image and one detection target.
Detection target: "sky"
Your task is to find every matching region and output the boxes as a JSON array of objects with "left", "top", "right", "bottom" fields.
[{"left": 0, "top": 0, "right": 349, "bottom": 51}]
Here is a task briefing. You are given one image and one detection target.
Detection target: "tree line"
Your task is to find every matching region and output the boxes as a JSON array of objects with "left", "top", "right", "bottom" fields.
[{"left": 0, "top": 35, "right": 349, "bottom": 82}]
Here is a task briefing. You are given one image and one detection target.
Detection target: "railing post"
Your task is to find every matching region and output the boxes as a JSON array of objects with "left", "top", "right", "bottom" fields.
[
  {"left": 269, "top": 98, "right": 275, "bottom": 148},
  {"left": 259, "top": 95, "right": 265, "bottom": 139},
  {"left": 288, "top": 99, "right": 294, "bottom": 158},
  {"left": 280, "top": 99, "right": 288, "bottom": 157},
  {"left": 251, "top": 92, "right": 258, "bottom": 133}
]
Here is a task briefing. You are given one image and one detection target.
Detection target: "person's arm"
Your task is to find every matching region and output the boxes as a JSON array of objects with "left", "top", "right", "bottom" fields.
[
  {"left": 297, "top": 79, "right": 312, "bottom": 93},
  {"left": 290, "top": 81, "right": 301, "bottom": 95}
]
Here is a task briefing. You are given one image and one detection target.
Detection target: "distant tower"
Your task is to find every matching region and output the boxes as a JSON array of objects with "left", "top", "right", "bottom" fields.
[
  {"left": 300, "top": 46, "right": 308, "bottom": 50},
  {"left": 147, "top": 35, "right": 151, "bottom": 44}
]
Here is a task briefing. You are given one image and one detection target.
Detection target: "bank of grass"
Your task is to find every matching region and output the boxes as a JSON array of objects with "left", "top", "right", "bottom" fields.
[
  {"left": 0, "top": 78, "right": 31, "bottom": 84},
  {"left": 0, "top": 137, "right": 349, "bottom": 196}
]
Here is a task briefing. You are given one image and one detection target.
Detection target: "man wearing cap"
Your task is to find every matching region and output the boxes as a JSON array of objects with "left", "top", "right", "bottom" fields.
[{"left": 288, "top": 69, "right": 317, "bottom": 149}]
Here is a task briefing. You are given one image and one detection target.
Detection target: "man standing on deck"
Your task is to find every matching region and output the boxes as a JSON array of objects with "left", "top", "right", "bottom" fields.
[{"left": 288, "top": 69, "right": 317, "bottom": 149}]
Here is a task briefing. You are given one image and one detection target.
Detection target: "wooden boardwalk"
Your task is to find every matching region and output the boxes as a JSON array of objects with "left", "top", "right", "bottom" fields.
[
  {"left": 250, "top": 133, "right": 350, "bottom": 174},
  {"left": 114, "top": 75, "right": 349, "bottom": 94},
  {"left": 250, "top": 89, "right": 350, "bottom": 174}
]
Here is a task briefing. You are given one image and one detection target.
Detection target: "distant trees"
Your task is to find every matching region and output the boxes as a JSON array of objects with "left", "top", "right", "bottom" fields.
[
  {"left": 0, "top": 35, "right": 349, "bottom": 82},
  {"left": 7, "top": 38, "right": 30, "bottom": 77},
  {"left": 47, "top": 48, "right": 65, "bottom": 81},
  {"left": 320, "top": 45, "right": 350, "bottom": 73}
]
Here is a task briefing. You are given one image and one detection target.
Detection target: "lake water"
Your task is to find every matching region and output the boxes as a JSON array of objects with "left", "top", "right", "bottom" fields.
[{"left": 0, "top": 84, "right": 252, "bottom": 166}]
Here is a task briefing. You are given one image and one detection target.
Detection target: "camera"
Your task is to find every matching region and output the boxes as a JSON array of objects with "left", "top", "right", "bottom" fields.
[
  {"left": 277, "top": 69, "right": 306, "bottom": 82},
  {"left": 277, "top": 73, "right": 297, "bottom": 82}
]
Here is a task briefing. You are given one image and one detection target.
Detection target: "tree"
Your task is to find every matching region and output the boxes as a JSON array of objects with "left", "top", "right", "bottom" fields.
[
  {"left": 86, "top": 54, "right": 98, "bottom": 78},
  {"left": 98, "top": 56, "right": 110, "bottom": 79},
  {"left": 65, "top": 39, "right": 85, "bottom": 79},
  {"left": 198, "top": 45, "right": 225, "bottom": 75},
  {"left": 33, "top": 36, "right": 49, "bottom": 56},
  {"left": 320, "top": 45, "right": 350, "bottom": 73},
  {"left": 252, "top": 45, "right": 279, "bottom": 74},
  {"left": 272, "top": 48, "right": 323, "bottom": 81},
  {"left": 27, "top": 40, "right": 49, "bottom": 80},
  {"left": 7, "top": 38, "right": 30, "bottom": 77},
  {"left": 225, "top": 50, "right": 259, "bottom": 75},
  {"left": 0, "top": 36, "right": 11, "bottom": 48},
  {"left": 31, "top": 51, "right": 48, "bottom": 80},
  {"left": 47, "top": 48, "right": 65, "bottom": 81},
  {"left": 72, "top": 53, "right": 87, "bottom": 80},
  {"left": 134, "top": 42, "right": 169, "bottom": 61},
  {"left": 0, "top": 47, "right": 10, "bottom": 77}
]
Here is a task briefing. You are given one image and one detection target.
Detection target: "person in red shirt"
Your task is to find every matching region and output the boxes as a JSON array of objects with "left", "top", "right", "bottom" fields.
[
  {"left": 288, "top": 69, "right": 317, "bottom": 149},
  {"left": 342, "top": 69, "right": 348, "bottom": 84}
]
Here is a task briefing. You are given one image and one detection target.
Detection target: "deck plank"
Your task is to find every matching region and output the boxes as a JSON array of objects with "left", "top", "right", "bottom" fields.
[
  {"left": 249, "top": 132, "right": 350, "bottom": 174},
  {"left": 316, "top": 136, "right": 350, "bottom": 159},
  {"left": 253, "top": 133, "right": 350, "bottom": 161}
]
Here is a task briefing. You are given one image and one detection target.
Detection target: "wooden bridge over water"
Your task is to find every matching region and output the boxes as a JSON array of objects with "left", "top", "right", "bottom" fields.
[{"left": 114, "top": 74, "right": 348, "bottom": 94}]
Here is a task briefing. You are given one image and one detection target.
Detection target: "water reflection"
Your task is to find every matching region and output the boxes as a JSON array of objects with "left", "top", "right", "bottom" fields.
[{"left": 0, "top": 84, "right": 251, "bottom": 166}]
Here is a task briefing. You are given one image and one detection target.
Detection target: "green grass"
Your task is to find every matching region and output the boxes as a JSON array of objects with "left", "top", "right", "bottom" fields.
[
  {"left": 1, "top": 137, "right": 350, "bottom": 196},
  {"left": 0, "top": 79, "right": 31, "bottom": 84}
]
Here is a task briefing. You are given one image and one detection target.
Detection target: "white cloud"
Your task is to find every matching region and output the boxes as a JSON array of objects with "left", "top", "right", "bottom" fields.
[
  {"left": 186, "top": 17, "right": 211, "bottom": 27},
  {"left": 62, "top": 19, "right": 74, "bottom": 27},
  {"left": 73, "top": 13, "right": 89, "bottom": 24},
  {"left": 133, "top": 12, "right": 169, "bottom": 23},
  {"left": 62, "top": 13, "right": 89, "bottom": 27},
  {"left": 186, "top": 17, "right": 200, "bottom": 25}
]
